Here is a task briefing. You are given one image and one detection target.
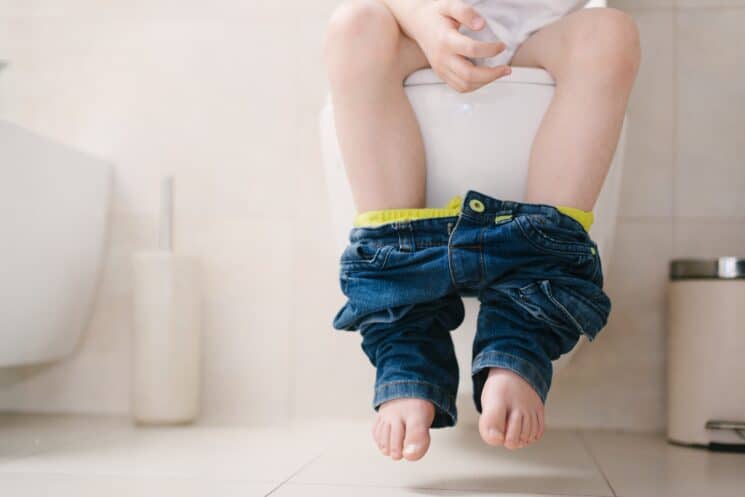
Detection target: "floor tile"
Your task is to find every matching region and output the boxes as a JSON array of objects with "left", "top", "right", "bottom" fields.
[
  {"left": 290, "top": 423, "right": 612, "bottom": 496},
  {"left": 274, "top": 483, "right": 582, "bottom": 497},
  {"left": 582, "top": 430, "right": 745, "bottom": 497},
  {"left": 0, "top": 473, "right": 276, "bottom": 497},
  {"left": 0, "top": 418, "right": 325, "bottom": 482},
  {"left": 0, "top": 413, "right": 127, "bottom": 461}
]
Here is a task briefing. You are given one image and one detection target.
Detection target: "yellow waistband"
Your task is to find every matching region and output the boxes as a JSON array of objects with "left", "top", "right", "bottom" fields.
[
  {"left": 555, "top": 206, "right": 594, "bottom": 232},
  {"left": 353, "top": 195, "right": 593, "bottom": 232},
  {"left": 353, "top": 195, "right": 464, "bottom": 228}
]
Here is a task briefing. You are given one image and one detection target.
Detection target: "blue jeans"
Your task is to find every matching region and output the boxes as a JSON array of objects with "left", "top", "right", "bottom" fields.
[{"left": 332, "top": 190, "right": 611, "bottom": 428}]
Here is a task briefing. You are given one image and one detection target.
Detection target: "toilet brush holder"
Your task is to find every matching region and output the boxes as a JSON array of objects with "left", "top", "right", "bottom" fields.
[
  {"left": 130, "top": 176, "right": 201, "bottom": 425},
  {"left": 131, "top": 251, "right": 201, "bottom": 424}
]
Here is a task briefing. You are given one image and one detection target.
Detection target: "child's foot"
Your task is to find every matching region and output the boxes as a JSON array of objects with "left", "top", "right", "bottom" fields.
[
  {"left": 479, "top": 368, "right": 545, "bottom": 450},
  {"left": 372, "top": 398, "right": 435, "bottom": 461}
]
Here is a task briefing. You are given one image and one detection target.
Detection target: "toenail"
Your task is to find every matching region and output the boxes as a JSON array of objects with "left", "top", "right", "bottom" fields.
[
  {"left": 488, "top": 428, "right": 503, "bottom": 439},
  {"left": 403, "top": 444, "right": 419, "bottom": 455}
]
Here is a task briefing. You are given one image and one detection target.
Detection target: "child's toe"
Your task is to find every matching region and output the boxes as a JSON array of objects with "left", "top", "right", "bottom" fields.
[
  {"left": 529, "top": 412, "right": 540, "bottom": 443},
  {"left": 537, "top": 410, "right": 545, "bottom": 440},
  {"left": 371, "top": 418, "right": 381, "bottom": 445},
  {"left": 479, "top": 404, "right": 507, "bottom": 446},
  {"left": 505, "top": 410, "right": 524, "bottom": 450},
  {"left": 378, "top": 421, "right": 391, "bottom": 455},
  {"left": 520, "top": 413, "right": 533, "bottom": 447},
  {"left": 388, "top": 419, "right": 405, "bottom": 460},
  {"left": 402, "top": 420, "right": 430, "bottom": 461}
]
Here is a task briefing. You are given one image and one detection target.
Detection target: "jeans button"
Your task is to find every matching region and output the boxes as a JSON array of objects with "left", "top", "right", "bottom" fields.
[{"left": 468, "top": 199, "right": 485, "bottom": 213}]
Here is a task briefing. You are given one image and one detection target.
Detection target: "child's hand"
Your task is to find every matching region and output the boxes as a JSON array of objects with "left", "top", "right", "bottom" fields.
[{"left": 411, "top": 0, "right": 510, "bottom": 92}]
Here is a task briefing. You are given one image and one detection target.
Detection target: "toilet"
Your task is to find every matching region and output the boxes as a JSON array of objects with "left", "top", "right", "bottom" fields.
[
  {"left": 0, "top": 120, "right": 111, "bottom": 367},
  {"left": 319, "top": 1, "right": 626, "bottom": 382}
]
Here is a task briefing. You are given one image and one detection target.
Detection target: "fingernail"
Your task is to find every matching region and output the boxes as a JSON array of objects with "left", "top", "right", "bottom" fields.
[
  {"left": 489, "top": 428, "right": 503, "bottom": 439},
  {"left": 403, "top": 443, "right": 419, "bottom": 455},
  {"left": 472, "top": 16, "right": 484, "bottom": 29}
]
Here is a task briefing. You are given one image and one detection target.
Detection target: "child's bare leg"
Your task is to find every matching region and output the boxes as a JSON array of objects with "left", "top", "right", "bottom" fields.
[
  {"left": 325, "top": 0, "right": 435, "bottom": 461},
  {"left": 515, "top": 8, "right": 641, "bottom": 211},
  {"left": 324, "top": 0, "right": 430, "bottom": 213},
  {"left": 478, "top": 8, "right": 640, "bottom": 450}
]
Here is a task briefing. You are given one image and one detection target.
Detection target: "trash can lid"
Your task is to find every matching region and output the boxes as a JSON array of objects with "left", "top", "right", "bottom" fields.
[{"left": 670, "top": 257, "right": 745, "bottom": 280}]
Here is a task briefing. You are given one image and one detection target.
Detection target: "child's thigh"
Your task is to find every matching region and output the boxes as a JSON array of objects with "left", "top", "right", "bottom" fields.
[
  {"left": 510, "top": 8, "right": 638, "bottom": 75},
  {"left": 327, "top": 0, "right": 429, "bottom": 80},
  {"left": 397, "top": 28, "right": 430, "bottom": 80}
]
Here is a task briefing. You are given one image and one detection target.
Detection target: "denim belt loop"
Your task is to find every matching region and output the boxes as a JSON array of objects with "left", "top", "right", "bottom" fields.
[{"left": 395, "top": 222, "right": 416, "bottom": 252}]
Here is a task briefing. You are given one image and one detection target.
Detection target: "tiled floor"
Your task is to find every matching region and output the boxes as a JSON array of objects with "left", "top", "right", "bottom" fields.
[{"left": 0, "top": 414, "right": 743, "bottom": 496}]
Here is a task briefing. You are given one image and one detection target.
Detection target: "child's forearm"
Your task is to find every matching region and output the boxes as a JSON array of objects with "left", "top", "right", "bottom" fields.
[{"left": 380, "top": 0, "right": 430, "bottom": 42}]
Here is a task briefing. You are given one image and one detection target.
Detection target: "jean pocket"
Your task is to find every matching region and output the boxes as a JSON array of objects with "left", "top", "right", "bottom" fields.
[
  {"left": 516, "top": 214, "right": 596, "bottom": 257},
  {"left": 339, "top": 241, "right": 393, "bottom": 270},
  {"left": 518, "top": 279, "right": 610, "bottom": 342}
]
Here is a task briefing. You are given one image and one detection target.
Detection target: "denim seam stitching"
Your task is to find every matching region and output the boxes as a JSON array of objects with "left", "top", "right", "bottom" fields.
[
  {"left": 589, "top": 252, "right": 603, "bottom": 288},
  {"left": 459, "top": 211, "right": 485, "bottom": 224},
  {"left": 417, "top": 242, "right": 448, "bottom": 247},
  {"left": 339, "top": 245, "right": 392, "bottom": 269},
  {"left": 446, "top": 211, "right": 465, "bottom": 289},
  {"left": 515, "top": 216, "right": 592, "bottom": 256},
  {"left": 471, "top": 350, "right": 549, "bottom": 396},
  {"left": 542, "top": 282, "right": 586, "bottom": 336},
  {"left": 559, "top": 283, "right": 608, "bottom": 325},
  {"left": 478, "top": 226, "right": 486, "bottom": 286},
  {"left": 374, "top": 379, "right": 455, "bottom": 394},
  {"left": 520, "top": 218, "right": 592, "bottom": 255},
  {"left": 380, "top": 245, "right": 393, "bottom": 269},
  {"left": 374, "top": 380, "right": 457, "bottom": 422},
  {"left": 339, "top": 247, "right": 380, "bottom": 265}
]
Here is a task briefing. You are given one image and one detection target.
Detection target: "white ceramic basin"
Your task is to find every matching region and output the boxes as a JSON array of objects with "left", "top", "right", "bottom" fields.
[{"left": 0, "top": 120, "right": 111, "bottom": 366}]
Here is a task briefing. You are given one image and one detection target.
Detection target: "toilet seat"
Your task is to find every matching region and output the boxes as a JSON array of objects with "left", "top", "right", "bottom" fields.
[{"left": 404, "top": 67, "right": 555, "bottom": 87}]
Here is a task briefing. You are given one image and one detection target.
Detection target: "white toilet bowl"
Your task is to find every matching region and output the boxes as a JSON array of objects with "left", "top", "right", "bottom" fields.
[
  {"left": 0, "top": 121, "right": 111, "bottom": 366},
  {"left": 320, "top": 66, "right": 626, "bottom": 375}
]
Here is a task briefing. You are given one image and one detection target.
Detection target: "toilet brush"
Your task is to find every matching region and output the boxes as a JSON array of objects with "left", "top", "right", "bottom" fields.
[{"left": 131, "top": 176, "right": 201, "bottom": 424}]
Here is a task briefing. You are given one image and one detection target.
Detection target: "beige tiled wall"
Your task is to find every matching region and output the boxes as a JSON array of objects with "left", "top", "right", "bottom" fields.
[
  {"left": 0, "top": 0, "right": 331, "bottom": 423},
  {"left": 550, "top": 0, "right": 745, "bottom": 431},
  {"left": 1, "top": 0, "right": 743, "bottom": 431}
]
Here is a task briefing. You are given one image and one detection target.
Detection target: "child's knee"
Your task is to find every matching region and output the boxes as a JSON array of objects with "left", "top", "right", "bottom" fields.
[
  {"left": 565, "top": 9, "right": 641, "bottom": 81},
  {"left": 324, "top": 0, "right": 401, "bottom": 78}
]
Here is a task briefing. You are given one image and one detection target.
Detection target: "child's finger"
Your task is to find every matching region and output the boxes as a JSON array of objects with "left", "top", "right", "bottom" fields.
[
  {"left": 441, "top": 66, "right": 470, "bottom": 93},
  {"left": 448, "top": 55, "right": 511, "bottom": 88},
  {"left": 438, "top": 0, "right": 485, "bottom": 31},
  {"left": 447, "top": 31, "right": 506, "bottom": 59}
]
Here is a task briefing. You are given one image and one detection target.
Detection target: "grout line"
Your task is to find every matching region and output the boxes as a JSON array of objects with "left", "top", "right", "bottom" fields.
[
  {"left": 671, "top": 3, "right": 679, "bottom": 256},
  {"left": 668, "top": 217, "right": 745, "bottom": 223},
  {"left": 577, "top": 430, "right": 618, "bottom": 497},
  {"left": 269, "top": 479, "right": 615, "bottom": 497},
  {"left": 622, "top": 5, "right": 745, "bottom": 11},
  {"left": 675, "top": 4, "right": 745, "bottom": 11},
  {"left": 263, "top": 451, "right": 325, "bottom": 497},
  {"left": 615, "top": 216, "right": 673, "bottom": 223},
  {"left": 611, "top": 216, "right": 745, "bottom": 225},
  {"left": 618, "top": 216, "right": 745, "bottom": 224}
]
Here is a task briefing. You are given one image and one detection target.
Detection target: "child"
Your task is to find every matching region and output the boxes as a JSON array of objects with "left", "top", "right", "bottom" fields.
[{"left": 326, "top": 0, "right": 640, "bottom": 461}]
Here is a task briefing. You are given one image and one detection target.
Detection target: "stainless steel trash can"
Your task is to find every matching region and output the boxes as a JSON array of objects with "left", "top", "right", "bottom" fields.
[{"left": 668, "top": 258, "right": 745, "bottom": 451}]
